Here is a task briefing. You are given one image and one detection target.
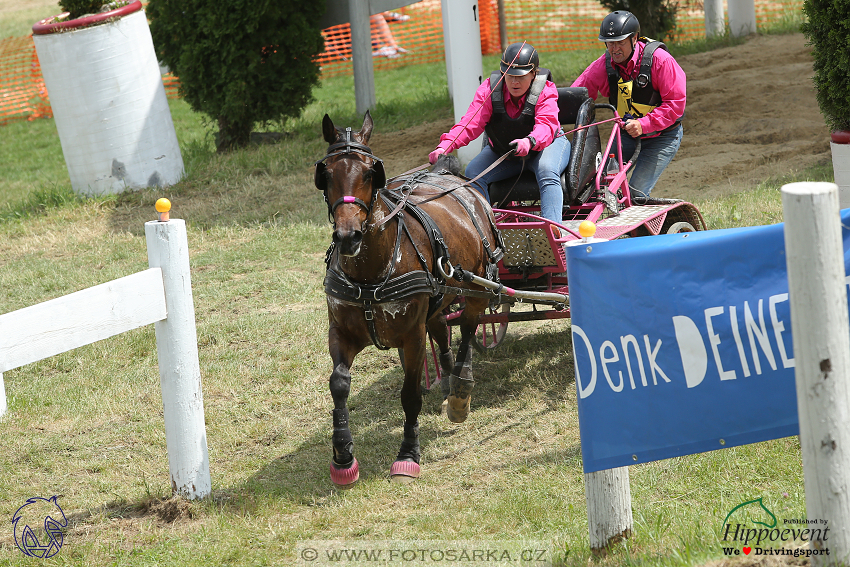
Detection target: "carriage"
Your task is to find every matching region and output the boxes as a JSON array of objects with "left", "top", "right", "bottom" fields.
[
  {"left": 422, "top": 86, "right": 706, "bottom": 388},
  {"left": 315, "top": 86, "right": 705, "bottom": 486}
]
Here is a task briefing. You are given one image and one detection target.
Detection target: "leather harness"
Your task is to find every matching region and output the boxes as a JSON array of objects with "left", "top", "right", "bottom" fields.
[{"left": 318, "top": 146, "right": 505, "bottom": 350}]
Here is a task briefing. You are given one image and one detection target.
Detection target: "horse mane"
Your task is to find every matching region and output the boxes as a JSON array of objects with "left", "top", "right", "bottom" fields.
[{"left": 429, "top": 153, "right": 463, "bottom": 177}]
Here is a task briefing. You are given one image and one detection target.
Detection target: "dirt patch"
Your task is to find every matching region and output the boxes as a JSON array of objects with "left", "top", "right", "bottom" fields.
[{"left": 369, "top": 33, "right": 830, "bottom": 204}]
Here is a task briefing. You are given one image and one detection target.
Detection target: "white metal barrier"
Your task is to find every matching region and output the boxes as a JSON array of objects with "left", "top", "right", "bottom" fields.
[{"left": 0, "top": 214, "right": 211, "bottom": 500}]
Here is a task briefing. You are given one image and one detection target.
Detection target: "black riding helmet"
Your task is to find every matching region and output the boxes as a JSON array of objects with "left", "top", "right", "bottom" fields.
[
  {"left": 598, "top": 11, "right": 640, "bottom": 42},
  {"left": 500, "top": 42, "right": 539, "bottom": 77}
]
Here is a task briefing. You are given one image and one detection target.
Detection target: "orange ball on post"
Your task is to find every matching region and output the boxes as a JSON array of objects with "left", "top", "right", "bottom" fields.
[
  {"left": 579, "top": 220, "right": 597, "bottom": 239},
  {"left": 155, "top": 198, "right": 171, "bottom": 222}
]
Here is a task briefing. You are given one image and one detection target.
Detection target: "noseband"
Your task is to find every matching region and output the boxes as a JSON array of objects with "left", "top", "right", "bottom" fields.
[{"left": 315, "top": 127, "right": 385, "bottom": 225}]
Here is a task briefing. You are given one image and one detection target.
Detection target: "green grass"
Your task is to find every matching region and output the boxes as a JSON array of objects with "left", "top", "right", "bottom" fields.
[{"left": 0, "top": 22, "right": 829, "bottom": 567}]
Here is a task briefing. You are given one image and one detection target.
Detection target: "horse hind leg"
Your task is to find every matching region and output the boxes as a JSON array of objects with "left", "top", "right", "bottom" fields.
[
  {"left": 329, "top": 362, "right": 359, "bottom": 488},
  {"left": 446, "top": 336, "right": 474, "bottom": 423},
  {"left": 426, "top": 312, "right": 454, "bottom": 396},
  {"left": 445, "top": 297, "right": 485, "bottom": 423}
]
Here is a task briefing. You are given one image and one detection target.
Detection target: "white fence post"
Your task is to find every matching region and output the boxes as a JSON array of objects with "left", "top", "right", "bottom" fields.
[
  {"left": 728, "top": 0, "right": 757, "bottom": 37},
  {"left": 145, "top": 218, "right": 211, "bottom": 500},
  {"left": 703, "top": 0, "right": 725, "bottom": 37},
  {"left": 584, "top": 467, "right": 633, "bottom": 553},
  {"left": 350, "top": 0, "right": 376, "bottom": 115},
  {"left": 782, "top": 181, "right": 850, "bottom": 565},
  {"left": 442, "top": 0, "right": 484, "bottom": 167},
  {"left": 0, "top": 372, "right": 6, "bottom": 419}
]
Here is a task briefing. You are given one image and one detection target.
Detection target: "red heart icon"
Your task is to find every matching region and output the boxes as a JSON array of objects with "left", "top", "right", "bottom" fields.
[{"left": 743, "top": 547, "right": 752, "bottom": 555}]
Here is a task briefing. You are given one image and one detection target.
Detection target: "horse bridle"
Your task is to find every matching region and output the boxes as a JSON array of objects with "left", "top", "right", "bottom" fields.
[{"left": 314, "top": 127, "right": 386, "bottom": 225}]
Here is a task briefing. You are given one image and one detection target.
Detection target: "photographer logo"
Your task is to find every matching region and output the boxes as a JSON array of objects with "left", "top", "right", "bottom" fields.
[{"left": 11, "top": 496, "right": 67, "bottom": 558}]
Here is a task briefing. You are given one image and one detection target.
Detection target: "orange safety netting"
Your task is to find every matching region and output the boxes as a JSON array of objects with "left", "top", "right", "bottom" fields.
[
  {"left": 0, "top": 35, "right": 51, "bottom": 125},
  {"left": 0, "top": 0, "right": 804, "bottom": 126}
]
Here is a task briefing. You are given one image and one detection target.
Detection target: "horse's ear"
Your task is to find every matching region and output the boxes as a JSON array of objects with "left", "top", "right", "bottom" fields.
[
  {"left": 322, "top": 114, "right": 338, "bottom": 144},
  {"left": 360, "top": 110, "right": 373, "bottom": 145}
]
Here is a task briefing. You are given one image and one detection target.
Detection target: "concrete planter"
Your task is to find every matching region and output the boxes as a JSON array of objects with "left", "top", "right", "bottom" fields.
[
  {"left": 33, "top": 1, "right": 183, "bottom": 196},
  {"left": 831, "top": 131, "right": 850, "bottom": 210}
]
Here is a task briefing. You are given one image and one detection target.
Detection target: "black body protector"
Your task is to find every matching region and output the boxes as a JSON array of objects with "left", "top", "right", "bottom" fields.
[
  {"left": 605, "top": 38, "right": 681, "bottom": 137},
  {"left": 484, "top": 68, "right": 552, "bottom": 159}
]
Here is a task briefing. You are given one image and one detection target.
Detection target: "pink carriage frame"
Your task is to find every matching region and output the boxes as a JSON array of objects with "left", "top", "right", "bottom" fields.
[{"left": 422, "top": 106, "right": 706, "bottom": 389}]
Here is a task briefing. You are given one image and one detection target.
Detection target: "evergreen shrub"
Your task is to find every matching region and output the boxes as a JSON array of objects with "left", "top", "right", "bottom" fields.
[
  {"left": 58, "top": 0, "right": 108, "bottom": 20},
  {"left": 148, "top": 0, "right": 325, "bottom": 151},
  {"left": 600, "top": 0, "right": 678, "bottom": 42},
  {"left": 801, "top": 0, "right": 850, "bottom": 132}
]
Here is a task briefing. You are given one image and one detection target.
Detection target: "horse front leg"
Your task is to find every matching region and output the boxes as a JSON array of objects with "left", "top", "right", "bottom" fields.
[
  {"left": 445, "top": 298, "right": 486, "bottom": 423},
  {"left": 328, "top": 324, "right": 362, "bottom": 488},
  {"left": 391, "top": 330, "right": 427, "bottom": 483}
]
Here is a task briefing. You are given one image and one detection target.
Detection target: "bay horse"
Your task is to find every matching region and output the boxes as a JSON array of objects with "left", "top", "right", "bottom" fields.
[{"left": 315, "top": 111, "right": 504, "bottom": 487}]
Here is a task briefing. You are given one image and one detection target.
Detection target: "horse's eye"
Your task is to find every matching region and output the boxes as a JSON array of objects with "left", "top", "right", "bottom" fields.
[{"left": 362, "top": 169, "right": 373, "bottom": 182}]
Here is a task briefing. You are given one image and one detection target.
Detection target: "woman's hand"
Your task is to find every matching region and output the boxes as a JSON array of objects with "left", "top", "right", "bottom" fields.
[
  {"left": 509, "top": 137, "right": 532, "bottom": 157},
  {"left": 429, "top": 147, "right": 446, "bottom": 164}
]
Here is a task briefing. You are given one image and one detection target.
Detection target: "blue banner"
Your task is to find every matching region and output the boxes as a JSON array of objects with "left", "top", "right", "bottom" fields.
[{"left": 566, "top": 211, "right": 850, "bottom": 473}]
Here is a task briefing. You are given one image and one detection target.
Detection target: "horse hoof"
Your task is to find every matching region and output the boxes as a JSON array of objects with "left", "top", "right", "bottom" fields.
[
  {"left": 440, "top": 398, "right": 448, "bottom": 416},
  {"left": 330, "top": 458, "right": 359, "bottom": 488},
  {"left": 446, "top": 395, "right": 470, "bottom": 423},
  {"left": 390, "top": 460, "right": 420, "bottom": 483}
]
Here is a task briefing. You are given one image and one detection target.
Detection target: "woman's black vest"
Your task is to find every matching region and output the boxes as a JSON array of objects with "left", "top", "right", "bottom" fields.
[
  {"left": 484, "top": 69, "right": 551, "bottom": 159},
  {"left": 605, "top": 38, "right": 682, "bottom": 137}
]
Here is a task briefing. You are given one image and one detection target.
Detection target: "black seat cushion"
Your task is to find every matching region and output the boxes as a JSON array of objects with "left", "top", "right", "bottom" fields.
[{"left": 489, "top": 87, "right": 600, "bottom": 207}]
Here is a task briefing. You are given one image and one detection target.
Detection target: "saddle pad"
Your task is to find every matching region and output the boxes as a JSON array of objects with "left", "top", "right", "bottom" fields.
[{"left": 501, "top": 227, "right": 559, "bottom": 268}]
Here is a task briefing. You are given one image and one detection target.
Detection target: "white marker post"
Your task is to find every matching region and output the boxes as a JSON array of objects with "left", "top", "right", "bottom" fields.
[
  {"left": 442, "top": 0, "right": 484, "bottom": 166},
  {"left": 782, "top": 182, "right": 850, "bottom": 565},
  {"left": 584, "top": 467, "right": 633, "bottom": 553},
  {"left": 146, "top": 208, "right": 211, "bottom": 500},
  {"left": 728, "top": 0, "right": 756, "bottom": 37}
]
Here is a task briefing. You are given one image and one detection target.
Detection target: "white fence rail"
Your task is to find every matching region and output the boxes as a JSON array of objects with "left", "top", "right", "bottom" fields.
[{"left": 0, "top": 218, "right": 210, "bottom": 500}]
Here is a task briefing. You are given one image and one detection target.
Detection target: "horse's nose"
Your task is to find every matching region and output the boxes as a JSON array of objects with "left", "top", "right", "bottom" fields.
[{"left": 333, "top": 227, "right": 363, "bottom": 257}]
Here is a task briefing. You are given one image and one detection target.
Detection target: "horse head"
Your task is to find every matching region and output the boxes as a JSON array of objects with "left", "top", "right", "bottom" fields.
[{"left": 315, "top": 111, "right": 386, "bottom": 257}]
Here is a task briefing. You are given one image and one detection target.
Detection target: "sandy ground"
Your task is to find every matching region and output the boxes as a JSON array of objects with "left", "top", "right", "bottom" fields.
[{"left": 370, "top": 33, "right": 831, "bottom": 203}]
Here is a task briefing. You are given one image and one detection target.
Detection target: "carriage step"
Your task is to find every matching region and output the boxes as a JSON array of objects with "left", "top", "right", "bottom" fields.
[{"left": 500, "top": 225, "right": 569, "bottom": 271}]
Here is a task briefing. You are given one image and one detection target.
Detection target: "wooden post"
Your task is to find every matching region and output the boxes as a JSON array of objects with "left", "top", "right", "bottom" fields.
[
  {"left": 349, "top": 0, "right": 376, "bottom": 116},
  {"left": 703, "top": 0, "right": 724, "bottom": 36},
  {"left": 584, "top": 467, "right": 633, "bottom": 553},
  {"left": 782, "top": 181, "right": 850, "bottom": 565},
  {"left": 145, "top": 219, "right": 211, "bottom": 500},
  {"left": 727, "top": 0, "right": 756, "bottom": 36},
  {"left": 497, "top": 0, "right": 507, "bottom": 53}
]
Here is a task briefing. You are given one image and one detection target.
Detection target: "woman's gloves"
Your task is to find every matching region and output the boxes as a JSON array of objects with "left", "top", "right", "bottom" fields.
[
  {"left": 429, "top": 147, "right": 446, "bottom": 164},
  {"left": 509, "top": 137, "right": 533, "bottom": 157}
]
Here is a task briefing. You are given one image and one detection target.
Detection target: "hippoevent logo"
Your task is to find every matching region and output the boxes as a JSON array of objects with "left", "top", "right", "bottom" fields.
[
  {"left": 11, "top": 496, "right": 67, "bottom": 558},
  {"left": 721, "top": 497, "right": 830, "bottom": 559}
]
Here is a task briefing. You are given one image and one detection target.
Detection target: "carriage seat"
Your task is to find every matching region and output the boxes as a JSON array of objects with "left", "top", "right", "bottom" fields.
[{"left": 487, "top": 87, "right": 600, "bottom": 208}]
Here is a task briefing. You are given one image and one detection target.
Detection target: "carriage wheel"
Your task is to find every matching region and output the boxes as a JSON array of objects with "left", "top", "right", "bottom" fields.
[
  {"left": 473, "top": 303, "right": 510, "bottom": 352},
  {"left": 666, "top": 221, "right": 696, "bottom": 234}
]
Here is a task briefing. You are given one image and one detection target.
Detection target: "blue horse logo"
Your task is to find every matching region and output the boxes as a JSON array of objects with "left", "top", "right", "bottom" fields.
[{"left": 12, "top": 496, "right": 67, "bottom": 558}]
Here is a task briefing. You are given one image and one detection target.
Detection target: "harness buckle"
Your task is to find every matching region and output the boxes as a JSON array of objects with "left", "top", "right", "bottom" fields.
[
  {"left": 364, "top": 305, "right": 374, "bottom": 321},
  {"left": 636, "top": 73, "right": 650, "bottom": 89}
]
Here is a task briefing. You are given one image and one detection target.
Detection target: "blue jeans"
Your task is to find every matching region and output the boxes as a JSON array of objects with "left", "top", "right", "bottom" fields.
[
  {"left": 464, "top": 134, "right": 571, "bottom": 224},
  {"left": 620, "top": 123, "right": 683, "bottom": 202}
]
